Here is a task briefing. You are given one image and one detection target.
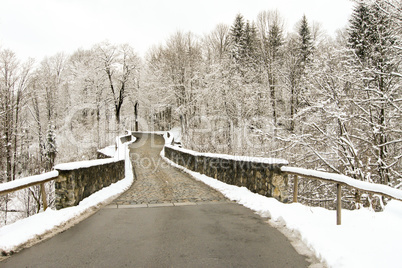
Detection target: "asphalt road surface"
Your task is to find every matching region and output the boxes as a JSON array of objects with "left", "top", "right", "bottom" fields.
[{"left": 1, "top": 133, "right": 313, "bottom": 267}]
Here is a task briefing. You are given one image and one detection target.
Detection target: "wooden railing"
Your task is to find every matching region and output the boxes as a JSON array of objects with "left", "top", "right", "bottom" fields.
[
  {"left": 0, "top": 171, "right": 59, "bottom": 211},
  {"left": 282, "top": 166, "right": 402, "bottom": 225},
  {"left": 0, "top": 132, "right": 135, "bottom": 214}
]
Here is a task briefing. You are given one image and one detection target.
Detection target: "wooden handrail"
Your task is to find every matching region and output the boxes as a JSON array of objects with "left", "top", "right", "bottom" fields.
[
  {"left": 0, "top": 133, "right": 132, "bottom": 213},
  {"left": 0, "top": 171, "right": 59, "bottom": 196},
  {"left": 282, "top": 166, "right": 402, "bottom": 225},
  {"left": 0, "top": 171, "right": 59, "bottom": 211}
]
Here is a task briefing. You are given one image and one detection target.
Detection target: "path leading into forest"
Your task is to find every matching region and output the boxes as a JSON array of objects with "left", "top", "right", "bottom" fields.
[{"left": 1, "top": 133, "right": 314, "bottom": 267}]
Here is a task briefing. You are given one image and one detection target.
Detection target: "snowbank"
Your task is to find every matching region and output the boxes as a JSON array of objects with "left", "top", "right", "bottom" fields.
[{"left": 162, "top": 154, "right": 402, "bottom": 268}]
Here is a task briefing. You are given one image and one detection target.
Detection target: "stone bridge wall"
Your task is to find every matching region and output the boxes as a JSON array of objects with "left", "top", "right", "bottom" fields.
[
  {"left": 54, "top": 160, "right": 125, "bottom": 209},
  {"left": 164, "top": 145, "right": 289, "bottom": 202}
]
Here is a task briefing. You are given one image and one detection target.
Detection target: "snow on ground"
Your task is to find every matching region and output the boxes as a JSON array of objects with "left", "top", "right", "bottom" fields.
[
  {"left": 161, "top": 152, "right": 402, "bottom": 268},
  {"left": 2, "top": 131, "right": 401, "bottom": 267},
  {"left": 0, "top": 137, "right": 134, "bottom": 254}
]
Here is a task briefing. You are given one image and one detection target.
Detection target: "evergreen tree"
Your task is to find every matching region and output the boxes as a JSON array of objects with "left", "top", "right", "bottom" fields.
[
  {"left": 267, "top": 16, "right": 283, "bottom": 127},
  {"left": 230, "top": 14, "right": 246, "bottom": 64},
  {"left": 244, "top": 22, "right": 258, "bottom": 57},
  {"left": 243, "top": 21, "right": 260, "bottom": 74},
  {"left": 298, "top": 14, "right": 314, "bottom": 65},
  {"left": 347, "top": 1, "right": 399, "bottom": 186},
  {"left": 348, "top": 2, "right": 372, "bottom": 63},
  {"left": 288, "top": 15, "right": 314, "bottom": 131}
]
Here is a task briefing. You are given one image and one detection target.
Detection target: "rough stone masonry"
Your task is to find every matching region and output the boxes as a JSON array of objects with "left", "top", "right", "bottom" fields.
[{"left": 164, "top": 145, "right": 289, "bottom": 202}]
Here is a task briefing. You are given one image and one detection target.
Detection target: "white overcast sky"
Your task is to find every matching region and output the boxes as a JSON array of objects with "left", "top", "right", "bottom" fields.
[{"left": 0, "top": 0, "right": 354, "bottom": 61}]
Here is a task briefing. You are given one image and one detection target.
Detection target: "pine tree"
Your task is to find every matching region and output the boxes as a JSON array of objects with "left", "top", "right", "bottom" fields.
[
  {"left": 348, "top": 2, "right": 372, "bottom": 63},
  {"left": 298, "top": 14, "right": 314, "bottom": 65},
  {"left": 289, "top": 15, "right": 314, "bottom": 131},
  {"left": 267, "top": 16, "right": 283, "bottom": 127},
  {"left": 347, "top": 1, "right": 399, "bottom": 186},
  {"left": 230, "top": 14, "right": 246, "bottom": 65},
  {"left": 243, "top": 21, "right": 260, "bottom": 74}
]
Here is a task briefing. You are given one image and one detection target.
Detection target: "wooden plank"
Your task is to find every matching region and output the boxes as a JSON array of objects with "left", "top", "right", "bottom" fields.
[
  {"left": 0, "top": 175, "right": 58, "bottom": 196},
  {"left": 41, "top": 183, "right": 48, "bottom": 211},
  {"left": 293, "top": 176, "right": 298, "bottom": 203},
  {"left": 337, "top": 184, "right": 342, "bottom": 225}
]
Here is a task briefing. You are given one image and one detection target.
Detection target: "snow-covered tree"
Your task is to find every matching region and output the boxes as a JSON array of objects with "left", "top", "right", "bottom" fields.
[
  {"left": 348, "top": 1, "right": 401, "bottom": 187},
  {"left": 94, "top": 42, "right": 140, "bottom": 128},
  {"left": 0, "top": 49, "right": 33, "bottom": 182},
  {"left": 230, "top": 14, "right": 246, "bottom": 66},
  {"left": 256, "top": 10, "right": 285, "bottom": 127}
]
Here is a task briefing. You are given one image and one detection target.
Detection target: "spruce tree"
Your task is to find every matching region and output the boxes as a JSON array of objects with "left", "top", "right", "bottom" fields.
[
  {"left": 298, "top": 14, "right": 314, "bottom": 65},
  {"left": 243, "top": 21, "right": 260, "bottom": 77},
  {"left": 230, "top": 14, "right": 246, "bottom": 64},
  {"left": 347, "top": 1, "right": 398, "bottom": 186},
  {"left": 348, "top": 2, "right": 372, "bottom": 63}
]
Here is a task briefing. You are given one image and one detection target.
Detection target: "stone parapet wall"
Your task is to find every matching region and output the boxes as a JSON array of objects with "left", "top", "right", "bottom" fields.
[
  {"left": 54, "top": 160, "right": 125, "bottom": 209},
  {"left": 164, "top": 145, "right": 289, "bottom": 202}
]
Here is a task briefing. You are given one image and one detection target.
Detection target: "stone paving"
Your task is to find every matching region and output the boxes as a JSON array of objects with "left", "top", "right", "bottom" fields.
[{"left": 111, "top": 133, "right": 227, "bottom": 206}]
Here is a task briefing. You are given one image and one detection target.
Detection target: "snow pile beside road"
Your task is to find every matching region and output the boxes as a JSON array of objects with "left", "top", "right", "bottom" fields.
[{"left": 162, "top": 154, "right": 402, "bottom": 268}]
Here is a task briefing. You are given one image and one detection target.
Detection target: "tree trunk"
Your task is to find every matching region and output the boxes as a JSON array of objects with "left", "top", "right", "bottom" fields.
[
  {"left": 134, "top": 102, "right": 139, "bottom": 131},
  {"left": 5, "top": 100, "right": 13, "bottom": 182},
  {"left": 12, "top": 89, "right": 21, "bottom": 181},
  {"left": 290, "top": 84, "right": 295, "bottom": 132}
]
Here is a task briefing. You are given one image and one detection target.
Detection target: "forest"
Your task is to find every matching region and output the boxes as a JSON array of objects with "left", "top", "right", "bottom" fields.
[{"left": 1, "top": 0, "right": 401, "bottom": 220}]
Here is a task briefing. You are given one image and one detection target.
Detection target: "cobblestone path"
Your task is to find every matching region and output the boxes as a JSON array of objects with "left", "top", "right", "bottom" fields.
[{"left": 111, "top": 133, "right": 227, "bottom": 206}]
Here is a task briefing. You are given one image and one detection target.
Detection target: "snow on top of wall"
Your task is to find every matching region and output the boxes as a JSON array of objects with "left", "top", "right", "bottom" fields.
[
  {"left": 0, "top": 171, "right": 59, "bottom": 193},
  {"left": 282, "top": 166, "right": 402, "bottom": 200},
  {"left": 132, "top": 131, "right": 167, "bottom": 135},
  {"left": 165, "top": 144, "right": 289, "bottom": 165},
  {"left": 54, "top": 158, "right": 118, "bottom": 171},
  {"left": 97, "top": 145, "right": 116, "bottom": 157}
]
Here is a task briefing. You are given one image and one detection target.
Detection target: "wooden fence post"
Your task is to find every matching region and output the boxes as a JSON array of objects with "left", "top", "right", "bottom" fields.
[
  {"left": 40, "top": 183, "right": 48, "bottom": 211},
  {"left": 293, "top": 176, "right": 298, "bottom": 203},
  {"left": 337, "top": 183, "right": 341, "bottom": 225}
]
